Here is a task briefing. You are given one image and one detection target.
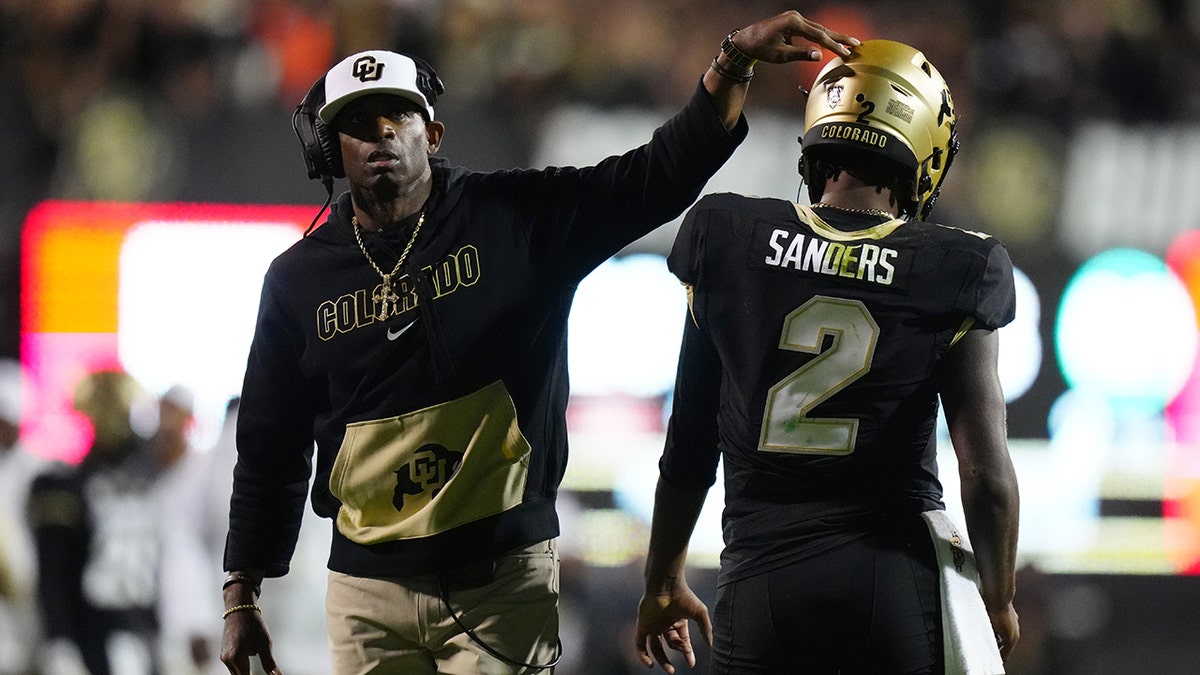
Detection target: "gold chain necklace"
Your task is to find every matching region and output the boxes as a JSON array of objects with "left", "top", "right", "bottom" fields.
[
  {"left": 353, "top": 210, "right": 424, "bottom": 318},
  {"left": 812, "top": 202, "right": 896, "bottom": 219}
]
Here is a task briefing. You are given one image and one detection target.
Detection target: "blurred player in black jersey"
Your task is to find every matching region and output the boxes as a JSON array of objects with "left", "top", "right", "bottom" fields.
[
  {"left": 30, "top": 369, "right": 162, "bottom": 675},
  {"left": 635, "top": 40, "right": 1020, "bottom": 674}
]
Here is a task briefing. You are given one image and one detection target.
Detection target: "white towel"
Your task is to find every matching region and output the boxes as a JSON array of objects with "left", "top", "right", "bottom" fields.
[{"left": 921, "top": 509, "right": 1006, "bottom": 675}]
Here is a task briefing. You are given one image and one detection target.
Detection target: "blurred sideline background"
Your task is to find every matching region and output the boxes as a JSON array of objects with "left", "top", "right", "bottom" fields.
[{"left": 3, "top": 1, "right": 1200, "bottom": 673}]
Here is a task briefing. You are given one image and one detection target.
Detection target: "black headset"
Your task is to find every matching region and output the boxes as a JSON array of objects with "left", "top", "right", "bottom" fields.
[
  {"left": 293, "top": 75, "right": 343, "bottom": 181},
  {"left": 291, "top": 53, "right": 446, "bottom": 183}
]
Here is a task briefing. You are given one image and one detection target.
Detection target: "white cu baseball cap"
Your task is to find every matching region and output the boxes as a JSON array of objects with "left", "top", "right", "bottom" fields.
[{"left": 318, "top": 50, "right": 436, "bottom": 124}]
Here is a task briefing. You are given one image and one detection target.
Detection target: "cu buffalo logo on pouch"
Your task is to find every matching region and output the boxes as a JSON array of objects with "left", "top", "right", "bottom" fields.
[
  {"left": 393, "top": 443, "right": 464, "bottom": 511},
  {"left": 352, "top": 55, "right": 386, "bottom": 83}
]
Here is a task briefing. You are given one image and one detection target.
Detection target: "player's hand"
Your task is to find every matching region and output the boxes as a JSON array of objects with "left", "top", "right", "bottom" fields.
[
  {"left": 221, "top": 607, "right": 283, "bottom": 675},
  {"left": 732, "top": 10, "right": 860, "bottom": 64},
  {"left": 635, "top": 580, "right": 713, "bottom": 673},
  {"left": 988, "top": 602, "right": 1020, "bottom": 662}
]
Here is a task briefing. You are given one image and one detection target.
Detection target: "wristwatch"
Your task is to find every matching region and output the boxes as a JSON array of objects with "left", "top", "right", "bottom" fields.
[{"left": 721, "top": 30, "right": 758, "bottom": 69}]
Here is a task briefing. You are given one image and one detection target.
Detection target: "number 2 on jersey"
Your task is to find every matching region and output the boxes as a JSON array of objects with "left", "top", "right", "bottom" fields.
[{"left": 758, "top": 296, "right": 879, "bottom": 455}]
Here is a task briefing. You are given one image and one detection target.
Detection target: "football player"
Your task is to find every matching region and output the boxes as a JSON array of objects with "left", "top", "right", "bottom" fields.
[{"left": 636, "top": 39, "right": 1020, "bottom": 674}]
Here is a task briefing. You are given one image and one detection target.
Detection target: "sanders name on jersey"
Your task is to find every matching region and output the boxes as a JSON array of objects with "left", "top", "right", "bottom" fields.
[{"left": 763, "top": 228, "right": 898, "bottom": 286}]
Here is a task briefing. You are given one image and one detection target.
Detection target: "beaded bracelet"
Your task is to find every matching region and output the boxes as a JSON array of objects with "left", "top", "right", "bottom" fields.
[
  {"left": 710, "top": 57, "right": 754, "bottom": 83},
  {"left": 222, "top": 603, "right": 262, "bottom": 620}
]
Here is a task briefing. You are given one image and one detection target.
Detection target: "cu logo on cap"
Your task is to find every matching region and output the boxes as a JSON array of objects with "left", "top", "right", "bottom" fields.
[{"left": 352, "top": 56, "right": 386, "bottom": 83}]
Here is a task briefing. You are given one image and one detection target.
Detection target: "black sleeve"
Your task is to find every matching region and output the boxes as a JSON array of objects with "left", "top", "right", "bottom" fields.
[
  {"left": 223, "top": 269, "right": 318, "bottom": 576},
  {"left": 516, "top": 81, "right": 748, "bottom": 279},
  {"left": 666, "top": 198, "right": 707, "bottom": 288},
  {"left": 968, "top": 242, "right": 1017, "bottom": 330},
  {"left": 659, "top": 310, "right": 724, "bottom": 491}
]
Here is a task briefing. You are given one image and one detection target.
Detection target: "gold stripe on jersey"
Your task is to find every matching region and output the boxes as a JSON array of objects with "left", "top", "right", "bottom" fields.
[
  {"left": 685, "top": 283, "right": 698, "bottom": 326},
  {"left": 329, "top": 380, "right": 530, "bottom": 543},
  {"left": 792, "top": 203, "right": 906, "bottom": 241},
  {"left": 950, "top": 316, "right": 976, "bottom": 347}
]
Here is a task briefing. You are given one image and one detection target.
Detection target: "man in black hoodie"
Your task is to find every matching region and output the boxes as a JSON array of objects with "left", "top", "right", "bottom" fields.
[{"left": 221, "top": 11, "right": 859, "bottom": 675}]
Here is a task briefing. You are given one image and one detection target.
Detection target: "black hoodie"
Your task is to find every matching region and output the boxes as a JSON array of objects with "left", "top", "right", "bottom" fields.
[{"left": 225, "top": 82, "right": 747, "bottom": 579}]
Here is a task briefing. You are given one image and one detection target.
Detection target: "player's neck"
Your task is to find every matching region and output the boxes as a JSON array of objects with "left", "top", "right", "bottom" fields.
[
  {"left": 816, "top": 175, "right": 898, "bottom": 217},
  {"left": 816, "top": 192, "right": 896, "bottom": 217}
]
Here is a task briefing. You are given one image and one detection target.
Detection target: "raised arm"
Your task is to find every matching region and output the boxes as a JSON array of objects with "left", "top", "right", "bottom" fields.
[
  {"left": 938, "top": 328, "right": 1021, "bottom": 661},
  {"left": 702, "top": 10, "right": 859, "bottom": 129}
]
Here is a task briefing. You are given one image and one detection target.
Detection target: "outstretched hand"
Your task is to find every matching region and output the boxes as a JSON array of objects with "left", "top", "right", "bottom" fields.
[
  {"left": 635, "top": 581, "right": 713, "bottom": 673},
  {"left": 702, "top": 10, "right": 861, "bottom": 127},
  {"left": 734, "top": 10, "right": 860, "bottom": 64}
]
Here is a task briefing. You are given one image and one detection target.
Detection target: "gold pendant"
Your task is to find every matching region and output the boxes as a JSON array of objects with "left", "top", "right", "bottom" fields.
[{"left": 374, "top": 275, "right": 401, "bottom": 318}]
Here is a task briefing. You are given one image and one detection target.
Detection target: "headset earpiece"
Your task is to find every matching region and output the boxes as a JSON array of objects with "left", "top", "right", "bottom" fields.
[
  {"left": 292, "top": 76, "right": 344, "bottom": 180},
  {"left": 409, "top": 55, "right": 446, "bottom": 106}
]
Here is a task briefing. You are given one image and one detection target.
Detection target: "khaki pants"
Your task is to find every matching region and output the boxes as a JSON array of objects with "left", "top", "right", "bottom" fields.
[{"left": 326, "top": 539, "right": 560, "bottom": 675}]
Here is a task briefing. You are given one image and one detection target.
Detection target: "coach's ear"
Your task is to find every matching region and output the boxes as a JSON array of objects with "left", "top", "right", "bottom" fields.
[{"left": 426, "top": 120, "right": 445, "bottom": 155}]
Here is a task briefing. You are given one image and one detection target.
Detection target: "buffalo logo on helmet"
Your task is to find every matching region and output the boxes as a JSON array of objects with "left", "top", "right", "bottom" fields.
[
  {"left": 938, "top": 87, "right": 954, "bottom": 127},
  {"left": 826, "top": 83, "right": 844, "bottom": 110}
]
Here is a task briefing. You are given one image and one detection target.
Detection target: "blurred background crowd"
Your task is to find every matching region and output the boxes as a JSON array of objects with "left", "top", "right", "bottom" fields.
[
  {"left": 2, "top": 0, "right": 1200, "bottom": 674},
  {"left": 2, "top": 0, "right": 1199, "bottom": 355}
]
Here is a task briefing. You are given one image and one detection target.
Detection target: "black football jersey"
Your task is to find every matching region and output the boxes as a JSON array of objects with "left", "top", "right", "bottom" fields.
[{"left": 660, "top": 193, "right": 1016, "bottom": 581}]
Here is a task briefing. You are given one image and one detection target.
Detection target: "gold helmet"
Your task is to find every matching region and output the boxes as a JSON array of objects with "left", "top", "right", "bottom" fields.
[
  {"left": 73, "top": 369, "right": 142, "bottom": 450},
  {"left": 799, "top": 39, "right": 959, "bottom": 220}
]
